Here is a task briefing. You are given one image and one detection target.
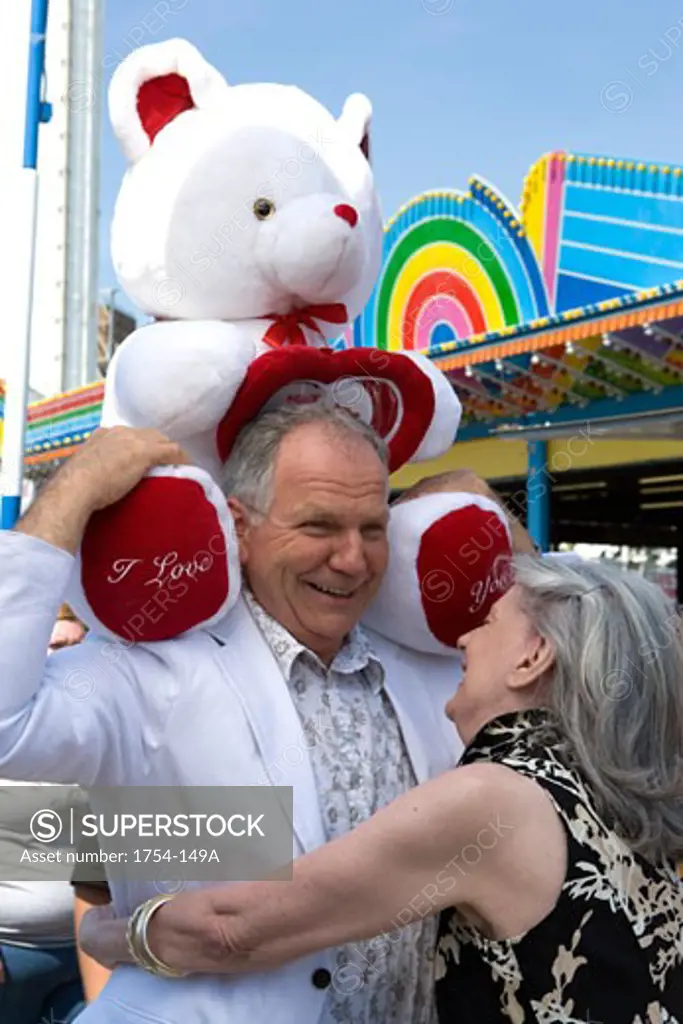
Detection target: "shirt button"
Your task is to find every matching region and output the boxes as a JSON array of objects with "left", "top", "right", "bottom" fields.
[{"left": 311, "top": 968, "right": 332, "bottom": 989}]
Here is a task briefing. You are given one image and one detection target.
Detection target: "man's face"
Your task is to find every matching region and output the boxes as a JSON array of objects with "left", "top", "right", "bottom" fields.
[{"left": 230, "top": 423, "right": 389, "bottom": 664}]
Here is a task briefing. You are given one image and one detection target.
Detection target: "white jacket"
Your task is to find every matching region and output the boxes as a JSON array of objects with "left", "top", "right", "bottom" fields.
[{"left": 0, "top": 531, "right": 462, "bottom": 1023}]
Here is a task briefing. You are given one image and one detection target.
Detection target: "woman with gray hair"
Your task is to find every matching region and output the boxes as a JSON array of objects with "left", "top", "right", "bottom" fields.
[{"left": 84, "top": 555, "right": 683, "bottom": 1022}]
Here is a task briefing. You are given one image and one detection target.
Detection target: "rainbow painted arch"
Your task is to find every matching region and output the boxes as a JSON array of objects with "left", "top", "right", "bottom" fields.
[
  {"left": 355, "top": 151, "right": 683, "bottom": 352},
  {"left": 367, "top": 189, "right": 548, "bottom": 352}
]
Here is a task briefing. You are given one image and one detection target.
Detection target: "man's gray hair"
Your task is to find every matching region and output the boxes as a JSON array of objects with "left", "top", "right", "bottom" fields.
[
  {"left": 221, "top": 401, "right": 389, "bottom": 511},
  {"left": 513, "top": 553, "right": 683, "bottom": 861}
]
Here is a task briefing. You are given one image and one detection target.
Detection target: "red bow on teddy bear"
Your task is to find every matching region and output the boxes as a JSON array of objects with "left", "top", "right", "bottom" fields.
[{"left": 262, "top": 303, "right": 349, "bottom": 347}]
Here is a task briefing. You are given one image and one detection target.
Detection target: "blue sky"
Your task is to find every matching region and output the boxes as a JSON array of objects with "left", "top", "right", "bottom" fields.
[{"left": 100, "top": 0, "right": 683, "bottom": 317}]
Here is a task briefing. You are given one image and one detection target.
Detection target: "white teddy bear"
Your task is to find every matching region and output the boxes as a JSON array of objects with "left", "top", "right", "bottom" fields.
[
  {"left": 101, "top": 38, "right": 383, "bottom": 465},
  {"left": 67, "top": 38, "right": 512, "bottom": 651}
]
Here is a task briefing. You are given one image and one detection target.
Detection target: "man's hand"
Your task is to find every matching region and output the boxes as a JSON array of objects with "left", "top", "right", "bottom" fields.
[
  {"left": 77, "top": 903, "right": 126, "bottom": 971},
  {"left": 394, "top": 468, "right": 499, "bottom": 504},
  {"left": 394, "top": 469, "right": 537, "bottom": 555},
  {"left": 73, "top": 884, "right": 114, "bottom": 1001},
  {"left": 16, "top": 427, "right": 188, "bottom": 555},
  {"left": 44, "top": 427, "right": 188, "bottom": 514}
]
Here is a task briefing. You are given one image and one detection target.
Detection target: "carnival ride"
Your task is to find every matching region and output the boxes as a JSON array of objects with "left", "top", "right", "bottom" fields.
[{"left": 0, "top": 0, "right": 102, "bottom": 527}]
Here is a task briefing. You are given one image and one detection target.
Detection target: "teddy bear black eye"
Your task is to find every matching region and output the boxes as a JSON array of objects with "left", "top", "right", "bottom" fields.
[{"left": 253, "top": 198, "right": 276, "bottom": 220}]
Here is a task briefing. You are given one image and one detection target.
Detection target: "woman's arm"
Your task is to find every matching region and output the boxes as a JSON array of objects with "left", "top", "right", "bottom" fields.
[{"left": 81, "top": 762, "right": 545, "bottom": 975}]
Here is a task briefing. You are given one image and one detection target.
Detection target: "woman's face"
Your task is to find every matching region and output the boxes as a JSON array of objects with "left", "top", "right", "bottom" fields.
[{"left": 446, "top": 584, "right": 554, "bottom": 744}]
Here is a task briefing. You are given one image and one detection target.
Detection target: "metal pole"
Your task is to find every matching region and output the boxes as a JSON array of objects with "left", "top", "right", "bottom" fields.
[
  {"left": 63, "top": 0, "right": 103, "bottom": 391},
  {"left": 527, "top": 441, "right": 551, "bottom": 552},
  {"left": 1, "top": 0, "right": 51, "bottom": 529}
]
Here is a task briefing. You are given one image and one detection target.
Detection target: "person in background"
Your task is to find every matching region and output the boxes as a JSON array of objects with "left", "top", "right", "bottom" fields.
[
  {"left": 0, "top": 609, "right": 88, "bottom": 1024},
  {"left": 50, "top": 604, "right": 113, "bottom": 1007},
  {"left": 48, "top": 610, "right": 115, "bottom": 1009}
]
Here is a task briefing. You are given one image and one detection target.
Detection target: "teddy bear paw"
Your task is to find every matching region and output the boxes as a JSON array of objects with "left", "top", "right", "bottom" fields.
[
  {"left": 67, "top": 467, "right": 241, "bottom": 642},
  {"left": 362, "top": 492, "right": 514, "bottom": 655}
]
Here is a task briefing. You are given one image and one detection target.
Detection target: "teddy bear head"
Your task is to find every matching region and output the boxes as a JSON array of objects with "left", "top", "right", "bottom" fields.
[{"left": 108, "top": 38, "right": 382, "bottom": 330}]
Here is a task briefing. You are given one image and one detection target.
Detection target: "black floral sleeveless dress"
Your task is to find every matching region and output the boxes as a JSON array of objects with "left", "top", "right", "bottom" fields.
[{"left": 435, "top": 709, "right": 683, "bottom": 1023}]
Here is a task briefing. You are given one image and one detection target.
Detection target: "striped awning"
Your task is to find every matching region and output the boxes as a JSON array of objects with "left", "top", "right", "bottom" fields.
[{"left": 428, "top": 285, "right": 683, "bottom": 426}]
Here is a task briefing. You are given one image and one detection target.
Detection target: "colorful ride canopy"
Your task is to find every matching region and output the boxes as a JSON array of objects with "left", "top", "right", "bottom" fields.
[{"left": 353, "top": 152, "right": 683, "bottom": 352}]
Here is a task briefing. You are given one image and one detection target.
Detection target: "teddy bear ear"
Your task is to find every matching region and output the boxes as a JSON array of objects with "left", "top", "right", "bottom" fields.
[
  {"left": 339, "top": 92, "right": 373, "bottom": 163},
  {"left": 108, "top": 38, "right": 230, "bottom": 164}
]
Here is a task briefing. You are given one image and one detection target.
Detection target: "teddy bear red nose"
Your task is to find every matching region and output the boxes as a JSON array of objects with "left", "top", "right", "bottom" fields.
[{"left": 334, "top": 204, "right": 358, "bottom": 228}]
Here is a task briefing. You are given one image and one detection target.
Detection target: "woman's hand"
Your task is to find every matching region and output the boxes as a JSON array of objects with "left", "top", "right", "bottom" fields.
[
  {"left": 145, "top": 889, "right": 248, "bottom": 974},
  {"left": 77, "top": 889, "right": 244, "bottom": 976}
]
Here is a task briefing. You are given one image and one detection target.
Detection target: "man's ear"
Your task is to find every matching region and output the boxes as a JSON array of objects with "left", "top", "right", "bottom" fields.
[{"left": 227, "top": 497, "right": 251, "bottom": 565}]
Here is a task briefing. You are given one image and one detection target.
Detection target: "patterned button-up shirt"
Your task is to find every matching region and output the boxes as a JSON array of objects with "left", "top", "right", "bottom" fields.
[{"left": 244, "top": 590, "right": 438, "bottom": 1023}]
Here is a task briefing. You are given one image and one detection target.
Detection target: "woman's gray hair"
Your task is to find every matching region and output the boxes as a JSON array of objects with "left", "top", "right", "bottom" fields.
[
  {"left": 513, "top": 553, "right": 683, "bottom": 861},
  {"left": 221, "top": 402, "right": 389, "bottom": 512}
]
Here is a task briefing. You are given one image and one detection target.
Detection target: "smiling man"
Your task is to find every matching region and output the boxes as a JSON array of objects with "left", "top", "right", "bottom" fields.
[
  {"left": 224, "top": 403, "right": 390, "bottom": 666},
  {"left": 0, "top": 403, "right": 467, "bottom": 1024},
  {"left": 216, "top": 404, "right": 441, "bottom": 1018}
]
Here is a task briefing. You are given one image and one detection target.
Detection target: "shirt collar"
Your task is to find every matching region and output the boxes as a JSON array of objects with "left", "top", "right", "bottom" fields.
[
  {"left": 462, "top": 708, "right": 557, "bottom": 762},
  {"left": 243, "top": 588, "right": 384, "bottom": 690}
]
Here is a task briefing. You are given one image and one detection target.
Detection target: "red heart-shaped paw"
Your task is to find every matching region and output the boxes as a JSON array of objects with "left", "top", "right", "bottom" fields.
[
  {"left": 216, "top": 347, "right": 437, "bottom": 473},
  {"left": 362, "top": 493, "right": 514, "bottom": 654},
  {"left": 73, "top": 468, "right": 239, "bottom": 641}
]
